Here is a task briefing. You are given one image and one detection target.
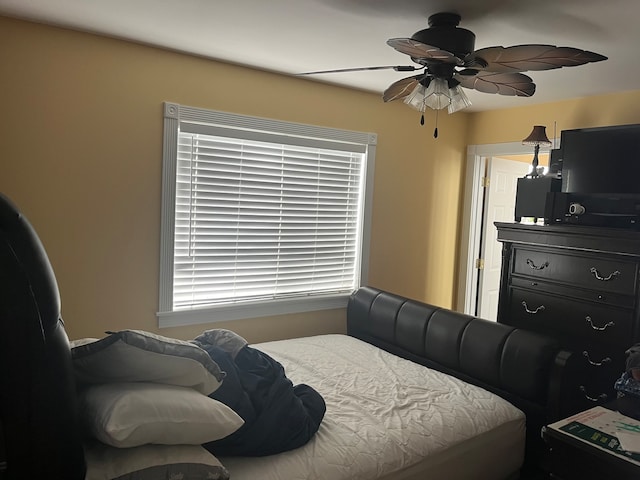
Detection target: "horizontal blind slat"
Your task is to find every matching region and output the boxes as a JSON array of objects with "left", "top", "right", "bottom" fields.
[{"left": 172, "top": 129, "right": 365, "bottom": 309}]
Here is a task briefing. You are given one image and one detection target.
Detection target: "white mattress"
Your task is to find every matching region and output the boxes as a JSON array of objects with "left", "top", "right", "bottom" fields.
[{"left": 220, "top": 334, "right": 525, "bottom": 480}]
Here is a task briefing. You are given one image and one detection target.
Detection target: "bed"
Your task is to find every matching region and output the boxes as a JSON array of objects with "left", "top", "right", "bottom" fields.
[
  {"left": 0, "top": 192, "right": 570, "bottom": 480},
  {"left": 221, "top": 332, "right": 526, "bottom": 480}
]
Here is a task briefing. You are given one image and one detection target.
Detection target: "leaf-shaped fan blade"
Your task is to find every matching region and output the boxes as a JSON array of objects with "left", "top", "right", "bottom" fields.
[
  {"left": 468, "top": 45, "right": 607, "bottom": 73},
  {"left": 387, "top": 38, "right": 463, "bottom": 65},
  {"left": 454, "top": 71, "right": 536, "bottom": 97},
  {"left": 383, "top": 76, "right": 420, "bottom": 103},
  {"left": 297, "top": 65, "right": 419, "bottom": 75}
]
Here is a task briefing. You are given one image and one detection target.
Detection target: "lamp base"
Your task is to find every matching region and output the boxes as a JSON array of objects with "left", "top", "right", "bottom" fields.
[{"left": 527, "top": 144, "right": 541, "bottom": 177}]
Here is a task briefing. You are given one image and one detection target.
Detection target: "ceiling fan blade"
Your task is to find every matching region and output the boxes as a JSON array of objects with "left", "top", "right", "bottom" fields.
[
  {"left": 387, "top": 38, "right": 463, "bottom": 65},
  {"left": 382, "top": 76, "right": 420, "bottom": 102},
  {"left": 297, "top": 65, "right": 419, "bottom": 75},
  {"left": 467, "top": 45, "right": 607, "bottom": 73},
  {"left": 454, "top": 71, "right": 536, "bottom": 97}
]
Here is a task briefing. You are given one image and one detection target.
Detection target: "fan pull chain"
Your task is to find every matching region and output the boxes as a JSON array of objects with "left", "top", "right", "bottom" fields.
[
  {"left": 433, "top": 109, "right": 439, "bottom": 138},
  {"left": 420, "top": 113, "right": 424, "bottom": 126}
]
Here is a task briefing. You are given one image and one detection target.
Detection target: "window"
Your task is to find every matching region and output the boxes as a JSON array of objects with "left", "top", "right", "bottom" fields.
[{"left": 158, "top": 103, "right": 376, "bottom": 327}]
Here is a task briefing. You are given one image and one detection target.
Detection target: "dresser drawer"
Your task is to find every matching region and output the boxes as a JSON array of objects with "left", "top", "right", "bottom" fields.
[
  {"left": 510, "top": 277, "right": 636, "bottom": 308},
  {"left": 512, "top": 247, "right": 638, "bottom": 295},
  {"left": 554, "top": 344, "right": 625, "bottom": 416},
  {"left": 504, "top": 287, "right": 634, "bottom": 347},
  {"left": 563, "top": 376, "right": 616, "bottom": 414}
]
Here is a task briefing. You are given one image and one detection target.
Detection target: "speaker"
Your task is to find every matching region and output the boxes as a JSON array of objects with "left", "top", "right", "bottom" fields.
[
  {"left": 548, "top": 148, "right": 562, "bottom": 176},
  {"left": 544, "top": 192, "right": 570, "bottom": 224},
  {"left": 515, "top": 177, "right": 562, "bottom": 222}
]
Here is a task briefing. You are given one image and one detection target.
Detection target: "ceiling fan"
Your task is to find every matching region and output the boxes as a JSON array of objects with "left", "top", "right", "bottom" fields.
[{"left": 299, "top": 12, "right": 607, "bottom": 136}]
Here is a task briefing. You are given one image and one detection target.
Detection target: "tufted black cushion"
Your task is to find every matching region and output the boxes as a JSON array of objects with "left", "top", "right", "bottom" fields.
[
  {"left": 347, "top": 286, "right": 565, "bottom": 467},
  {"left": 347, "top": 286, "right": 561, "bottom": 406},
  {"left": 0, "top": 193, "right": 86, "bottom": 480}
]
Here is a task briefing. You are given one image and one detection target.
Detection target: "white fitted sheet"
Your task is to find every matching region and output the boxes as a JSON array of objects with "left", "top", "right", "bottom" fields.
[{"left": 220, "top": 334, "right": 525, "bottom": 480}]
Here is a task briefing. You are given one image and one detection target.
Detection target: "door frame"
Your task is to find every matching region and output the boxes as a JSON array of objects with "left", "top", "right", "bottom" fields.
[{"left": 457, "top": 141, "right": 552, "bottom": 315}]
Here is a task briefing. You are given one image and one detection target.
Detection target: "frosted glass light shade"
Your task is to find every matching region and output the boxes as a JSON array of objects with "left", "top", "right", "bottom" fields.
[
  {"left": 448, "top": 85, "right": 472, "bottom": 113},
  {"left": 403, "top": 79, "right": 472, "bottom": 113}
]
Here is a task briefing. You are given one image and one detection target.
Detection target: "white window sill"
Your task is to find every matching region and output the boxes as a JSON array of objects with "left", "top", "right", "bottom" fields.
[{"left": 157, "top": 293, "right": 351, "bottom": 328}]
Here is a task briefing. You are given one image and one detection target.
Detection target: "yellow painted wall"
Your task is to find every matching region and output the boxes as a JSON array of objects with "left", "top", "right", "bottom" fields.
[
  {"left": 467, "top": 91, "right": 640, "bottom": 145},
  {"left": 3, "top": 17, "right": 640, "bottom": 344},
  {"left": 0, "top": 17, "right": 469, "bottom": 342},
  {"left": 499, "top": 153, "right": 549, "bottom": 167}
]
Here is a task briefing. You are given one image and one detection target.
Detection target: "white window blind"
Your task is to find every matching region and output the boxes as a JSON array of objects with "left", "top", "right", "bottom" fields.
[{"left": 159, "top": 103, "right": 376, "bottom": 327}]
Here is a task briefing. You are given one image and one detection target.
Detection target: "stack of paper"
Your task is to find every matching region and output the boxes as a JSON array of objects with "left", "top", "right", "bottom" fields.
[{"left": 547, "top": 406, "right": 640, "bottom": 465}]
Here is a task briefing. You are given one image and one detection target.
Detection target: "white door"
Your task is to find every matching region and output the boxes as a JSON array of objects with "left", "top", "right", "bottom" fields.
[{"left": 476, "top": 157, "right": 530, "bottom": 321}]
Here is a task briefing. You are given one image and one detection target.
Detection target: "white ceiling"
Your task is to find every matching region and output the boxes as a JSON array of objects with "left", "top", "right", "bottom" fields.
[{"left": 1, "top": 0, "right": 637, "bottom": 112}]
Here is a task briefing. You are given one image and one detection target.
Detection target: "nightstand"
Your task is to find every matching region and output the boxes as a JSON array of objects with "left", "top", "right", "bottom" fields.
[{"left": 541, "top": 403, "right": 640, "bottom": 480}]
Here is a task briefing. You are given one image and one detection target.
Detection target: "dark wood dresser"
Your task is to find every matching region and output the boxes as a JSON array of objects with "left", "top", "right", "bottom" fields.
[{"left": 495, "top": 222, "right": 640, "bottom": 416}]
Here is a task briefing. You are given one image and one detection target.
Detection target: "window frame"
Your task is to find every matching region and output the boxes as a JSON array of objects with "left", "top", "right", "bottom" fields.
[{"left": 158, "top": 102, "right": 376, "bottom": 328}]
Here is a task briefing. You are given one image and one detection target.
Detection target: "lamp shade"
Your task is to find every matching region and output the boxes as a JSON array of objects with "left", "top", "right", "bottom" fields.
[{"left": 522, "top": 125, "right": 552, "bottom": 146}]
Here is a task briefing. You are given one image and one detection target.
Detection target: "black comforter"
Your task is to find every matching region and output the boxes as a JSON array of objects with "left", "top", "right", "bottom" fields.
[{"left": 192, "top": 330, "right": 326, "bottom": 457}]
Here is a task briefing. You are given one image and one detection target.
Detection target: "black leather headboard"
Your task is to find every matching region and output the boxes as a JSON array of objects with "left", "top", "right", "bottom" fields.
[
  {"left": 347, "top": 286, "right": 569, "bottom": 464},
  {"left": 0, "top": 193, "right": 86, "bottom": 480}
]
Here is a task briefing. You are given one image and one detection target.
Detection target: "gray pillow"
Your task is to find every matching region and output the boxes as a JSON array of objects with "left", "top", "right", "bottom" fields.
[
  {"left": 83, "top": 441, "right": 230, "bottom": 480},
  {"left": 71, "top": 329, "right": 225, "bottom": 395}
]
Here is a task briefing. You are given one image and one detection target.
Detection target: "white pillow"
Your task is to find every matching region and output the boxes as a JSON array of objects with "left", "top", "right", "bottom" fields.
[
  {"left": 71, "top": 329, "right": 224, "bottom": 395},
  {"left": 79, "top": 382, "right": 244, "bottom": 448},
  {"left": 84, "top": 441, "right": 230, "bottom": 480}
]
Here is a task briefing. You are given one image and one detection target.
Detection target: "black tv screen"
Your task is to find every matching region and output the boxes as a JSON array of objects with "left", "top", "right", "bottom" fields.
[{"left": 560, "top": 124, "right": 640, "bottom": 194}]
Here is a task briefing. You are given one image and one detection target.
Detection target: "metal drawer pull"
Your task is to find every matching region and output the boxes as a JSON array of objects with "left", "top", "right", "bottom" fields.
[
  {"left": 589, "top": 267, "right": 620, "bottom": 282},
  {"left": 521, "top": 301, "right": 545, "bottom": 314},
  {"left": 582, "top": 351, "right": 612, "bottom": 366},
  {"left": 585, "top": 316, "right": 615, "bottom": 331},
  {"left": 526, "top": 259, "right": 549, "bottom": 270},
  {"left": 579, "top": 386, "right": 608, "bottom": 403}
]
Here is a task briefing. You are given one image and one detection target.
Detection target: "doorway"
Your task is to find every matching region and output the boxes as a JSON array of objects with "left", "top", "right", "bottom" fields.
[
  {"left": 476, "top": 157, "right": 530, "bottom": 320},
  {"left": 456, "top": 142, "right": 553, "bottom": 320}
]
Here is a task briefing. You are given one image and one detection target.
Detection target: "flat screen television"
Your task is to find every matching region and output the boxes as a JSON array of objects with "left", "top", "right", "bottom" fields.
[{"left": 560, "top": 124, "right": 640, "bottom": 194}]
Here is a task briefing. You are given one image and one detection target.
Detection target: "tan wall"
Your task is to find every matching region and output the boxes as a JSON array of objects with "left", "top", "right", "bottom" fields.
[
  {"left": 3, "top": 17, "right": 640, "bottom": 344},
  {"left": 467, "top": 93, "right": 640, "bottom": 221},
  {"left": 498, "top": 153, "right": 549, "bottom": 167},
  {"left": 467, "top": 91, "right": 640, "bottom": 145},
  {"left": 0, "top": 17, "right": 469, "bottom": 342}
]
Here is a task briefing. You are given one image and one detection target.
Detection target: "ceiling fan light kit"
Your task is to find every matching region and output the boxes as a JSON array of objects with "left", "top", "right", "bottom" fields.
[
  {"left": 300, "top": 11, "right": 607, "bottom": 136},
  {"left": 404, "top": 78, "right": 472, "bottom": 113}
]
